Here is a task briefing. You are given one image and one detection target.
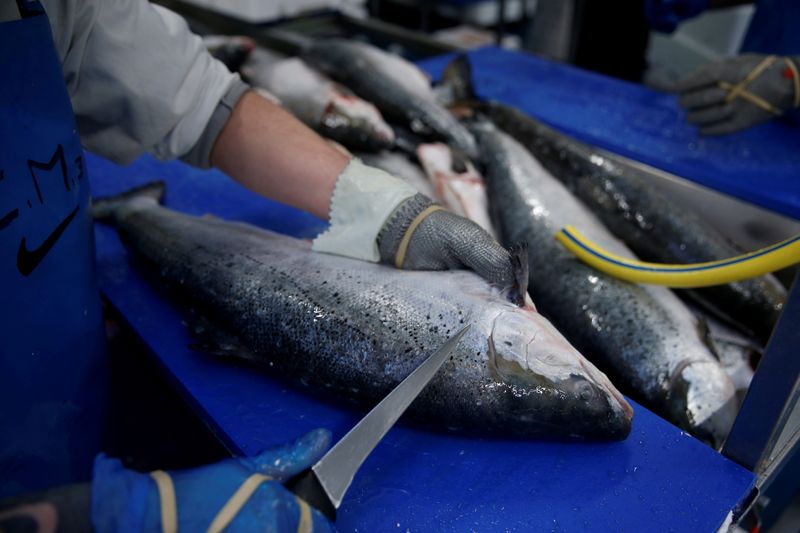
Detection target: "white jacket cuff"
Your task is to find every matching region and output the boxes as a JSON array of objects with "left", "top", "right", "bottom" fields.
[{"left": 312, "top": 159, "right": 418, "bottom": 262}]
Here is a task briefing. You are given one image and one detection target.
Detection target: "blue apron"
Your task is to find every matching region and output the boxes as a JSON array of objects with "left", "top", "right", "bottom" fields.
[
  {"left": 741, "top": 0, "right": 800, "bottom": 55},
  {"left": 0, "top": 1, "right": 107, "bottom": 498}
]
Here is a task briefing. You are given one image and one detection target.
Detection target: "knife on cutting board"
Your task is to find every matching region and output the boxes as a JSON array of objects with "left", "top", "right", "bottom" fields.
[{"left": 285, "top": 323, "right": 472, "bottom": 520}]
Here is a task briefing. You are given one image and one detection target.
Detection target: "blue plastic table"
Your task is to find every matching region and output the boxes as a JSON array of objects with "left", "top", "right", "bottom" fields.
[{"left": 89, "top": 47, "right": 759, "bottom": 531}]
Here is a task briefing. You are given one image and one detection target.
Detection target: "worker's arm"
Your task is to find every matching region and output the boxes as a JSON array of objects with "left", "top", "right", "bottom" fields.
[
  {"left": 644, "top": 0, "right": 753, "bottom": 33},
  {"left": 211, "top": 92, "right": 524, "bottom": 303},
  {"left": 210, "top": 91, "right": 347, "bottom": 221},
  {"left": 42, "top": 0, "right": 238, "bottom": 165},
  {"left": 43, "top": 0, "right": 520, "bottom": 298}
]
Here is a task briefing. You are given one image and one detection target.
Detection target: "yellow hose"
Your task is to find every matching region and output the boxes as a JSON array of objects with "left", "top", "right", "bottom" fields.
[{"left": 555, "top": 226, "right": 800, "bottom": 288}]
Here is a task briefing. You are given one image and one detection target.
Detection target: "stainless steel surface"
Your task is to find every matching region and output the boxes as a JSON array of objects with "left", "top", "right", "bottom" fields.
[
  {"left": 601, "top": 150, "right": 800, "bottom": 251},
  {"left": 312, "top": 324, "right": 472, "bottom": 509},
  {"left": 722, "top": 271, "right": 800, "bottom": 486}
]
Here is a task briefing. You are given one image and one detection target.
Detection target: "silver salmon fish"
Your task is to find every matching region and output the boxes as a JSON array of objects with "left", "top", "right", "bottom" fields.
[
  {"left": 93, "top": 183, "right": 632, "bottom": 440},
  {"left": 481, "top": 102, "right": 787, "bottom": 344},
  {"left": 302, "top": 39, "right": 478, "bottom": 160},
  {"left": 241, "top": 47, "right": 395, "bottom": 152},
  {"left": 471, "top": 122, "right": 737, "bottom": 446}
]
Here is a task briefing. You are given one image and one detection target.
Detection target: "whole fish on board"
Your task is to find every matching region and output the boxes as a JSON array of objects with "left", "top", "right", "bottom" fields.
[
  {"left": 471, "top": 121, "right": 737, "bottom": 446},
  {"left": 301, "top": 39, "right": 478, "bottom": 160},
  {"left": 239, "top": 47, "right": 395, "bottom": 152},
  {"left": 93, "top": 183, "right": 633, "bottom": 440}
]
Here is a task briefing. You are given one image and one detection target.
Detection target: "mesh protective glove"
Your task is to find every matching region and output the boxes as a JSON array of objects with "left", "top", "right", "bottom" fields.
[
  {"left": 92, "top": 429, "right": 334, "bottom": 533},
  {"left": 675, "top": 54, "right": 800, "bottom": 135},
  {"left": 313, "top": 160, "right": 525, "bottom": 304},
  {"left": 376, "top": 193, "right": 526, "bottom": 305},
  {"left": 644, "top": 0, "right": 709, "bottom": 33}
]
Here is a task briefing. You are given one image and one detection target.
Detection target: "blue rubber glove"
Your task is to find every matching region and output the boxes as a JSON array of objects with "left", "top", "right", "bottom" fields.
[
  {"left": 91, "top": 429, "right": 334, "bottom": 532},
  {"left": 644, "top": 0, "right": 710, "bottom": 33}
]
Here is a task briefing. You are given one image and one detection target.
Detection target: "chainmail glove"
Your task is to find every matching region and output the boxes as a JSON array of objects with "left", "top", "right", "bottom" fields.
[
  {"left": 675, "top": 54, "right": 800, "bottom": 135},
  {"left": 377, "top": 193, "right": 527, "bottom": 305}
]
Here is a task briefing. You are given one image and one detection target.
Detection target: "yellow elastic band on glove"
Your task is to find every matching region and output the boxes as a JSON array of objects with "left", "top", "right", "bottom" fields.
[
  {"left": 149, "top": 471, "right": 314, "bottom": 533},
  {"left": 555, "top": 226, "right": 800, "bottom": 288},
  {"left": 718, "top": 55, "right": 800, "bottom": 114},
  {"left": 150, "top": 471, "right": 178, "bottom": 533},
  {"left": 395, "top": 205, "right": 446, "bottom": 268}
]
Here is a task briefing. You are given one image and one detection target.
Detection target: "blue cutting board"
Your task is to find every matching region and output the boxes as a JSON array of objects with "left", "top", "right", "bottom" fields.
[{"left": 90, "top": 153, "right": 754, "bottom": 531}]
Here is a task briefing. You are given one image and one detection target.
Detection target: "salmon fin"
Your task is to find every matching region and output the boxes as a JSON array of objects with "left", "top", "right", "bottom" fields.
[
  {"left": 507, "top": 242, "right": 530, "bottom": 307},
  {"left": 92, "top": 181, "right": 165, "bottom": 223},
  {"left": 437, "top": 54, "right": 478, "bottom": 106}
]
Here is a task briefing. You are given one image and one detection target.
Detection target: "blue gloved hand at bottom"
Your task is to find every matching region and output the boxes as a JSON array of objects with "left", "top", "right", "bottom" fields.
[{"left": 91, "top": 428, "right": 334, "bottom": 532}]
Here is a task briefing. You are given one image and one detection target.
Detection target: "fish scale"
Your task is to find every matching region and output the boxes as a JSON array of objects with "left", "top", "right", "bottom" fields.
[
  {"left": 95, "top": 183, "right": 632, "bottom": 440},
  {"left": 471, "top": 122, "right": 737, "bottom": 446}
]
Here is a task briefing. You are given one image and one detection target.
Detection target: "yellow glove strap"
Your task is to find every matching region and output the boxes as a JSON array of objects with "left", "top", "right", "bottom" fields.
[
  {"left": 149, "top": 471, "right": 178, "bottom": 533},
  {"left": 149, "top": 471, "right": 314, "bottom": 533},
  {"left": 718, "top": 55, "right": 799, "bottom": 115},
  {"left": 207, "top": 473, "right": 273, "bottom": 533},
  {"left": 394, "top": 205, "right": 446, "bottom": 268}
]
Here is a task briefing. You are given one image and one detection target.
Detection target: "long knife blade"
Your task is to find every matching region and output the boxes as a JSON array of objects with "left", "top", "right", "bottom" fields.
[{"left": 286, "top": 323, "right": 472, "bottom": 519}]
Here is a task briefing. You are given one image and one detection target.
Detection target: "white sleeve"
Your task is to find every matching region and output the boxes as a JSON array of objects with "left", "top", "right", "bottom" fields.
[{"left": 42, "top": 0, "right": 238, "bottom": 164}]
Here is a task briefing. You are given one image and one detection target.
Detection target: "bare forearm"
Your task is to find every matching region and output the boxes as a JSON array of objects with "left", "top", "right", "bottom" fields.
[{"left": 210, "top": 91, "right": 350, "bottom": 220}]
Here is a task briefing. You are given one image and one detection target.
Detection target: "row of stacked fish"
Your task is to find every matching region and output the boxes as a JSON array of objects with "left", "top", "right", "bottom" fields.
[{"left": 103, "top": 36, "right": 785, "bottom": 447}]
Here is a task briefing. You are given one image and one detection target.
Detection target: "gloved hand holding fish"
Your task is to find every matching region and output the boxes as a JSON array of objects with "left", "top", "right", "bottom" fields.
[{"left": 313, "top": 158, "right": 525, "bottom": 305}]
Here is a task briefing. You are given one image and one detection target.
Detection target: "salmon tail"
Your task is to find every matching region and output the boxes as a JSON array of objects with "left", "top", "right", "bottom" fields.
[
  {"left": 507, "top": 242, "right": 530, "bottom": 307},
  {"left": 92, "top": 181, "right": 165, "bottom": 224}
]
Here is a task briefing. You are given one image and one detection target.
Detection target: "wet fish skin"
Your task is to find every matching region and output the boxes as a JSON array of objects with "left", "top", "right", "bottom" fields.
[
  {"left": 471, "top": 123, "right": 737, "bottom": 446},
  {"left": 301, "top": 39, "right": 478, "bottom": 160},
  {"left": 481, "top": 103, "right": 786, "bottom": 344},
  {"left": 241, "top": 48, "right": 394, "bottom": 152},
  {"left": 93, "top": 183, "right": 633, "bottom": 440}
]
